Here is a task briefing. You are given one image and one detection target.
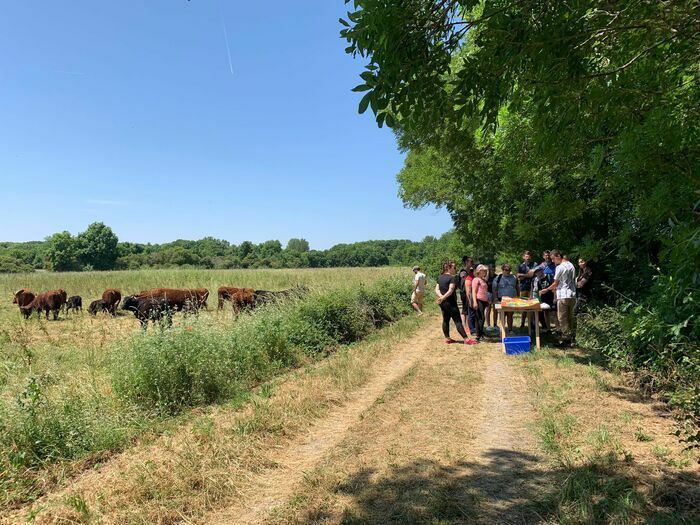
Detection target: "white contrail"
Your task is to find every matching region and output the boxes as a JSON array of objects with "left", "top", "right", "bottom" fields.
[{"left": 222, "top": 19, "right": 234, "bottom": 76}]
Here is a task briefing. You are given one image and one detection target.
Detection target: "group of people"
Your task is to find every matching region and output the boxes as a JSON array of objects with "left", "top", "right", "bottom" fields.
[{"left": 411, "top": 250, "right": 593, "bottom": 347}]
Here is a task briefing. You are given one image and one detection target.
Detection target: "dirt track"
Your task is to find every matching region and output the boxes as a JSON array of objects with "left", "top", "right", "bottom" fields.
[{"left": 203, "top": 319, "right": 547, "bottom": 524}]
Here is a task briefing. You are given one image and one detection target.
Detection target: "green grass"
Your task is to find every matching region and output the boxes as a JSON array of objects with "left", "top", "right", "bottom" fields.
[{"left": 0, "top": 268, "right": 414, "bottom": 508}]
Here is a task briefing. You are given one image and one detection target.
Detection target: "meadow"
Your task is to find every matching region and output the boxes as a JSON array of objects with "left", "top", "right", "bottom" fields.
[{"left": 0, "top": 267, "right": 411, "bottom": 508}]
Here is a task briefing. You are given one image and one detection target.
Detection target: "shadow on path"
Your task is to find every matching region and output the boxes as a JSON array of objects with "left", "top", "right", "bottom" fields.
[{"left": 298, "top": 448, "right": 699, "bottom": 524}]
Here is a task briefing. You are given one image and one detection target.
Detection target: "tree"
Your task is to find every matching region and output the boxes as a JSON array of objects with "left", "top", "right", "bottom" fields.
[
  {"left": 77, "top": 222, "right": 119, "bottom": 270},
  {"left": 45, "top": 231, "right": 79, "bottom": 271},
  {"left": 341, "top": 0, "right": 700, "bottom": 293},
  {"left": 286, "top": 238, "right": 310, "bottom": 253}
]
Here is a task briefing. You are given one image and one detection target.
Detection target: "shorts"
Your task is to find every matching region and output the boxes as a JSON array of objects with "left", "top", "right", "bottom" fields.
[
  {"left": 519, "top": 291, "right": 531, "bottom": 299},
  {"left": 411, "top": 291, "right": 425, "bottom": 306}
]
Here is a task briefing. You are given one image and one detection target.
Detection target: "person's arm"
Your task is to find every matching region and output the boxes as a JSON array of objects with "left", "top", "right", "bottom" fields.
[
  {"left": 435, "top": 282, "right": 442, "bottom": 301},
  {"left": 471, "top": 278, "right": 479, "bottom": 308},
  {"left": 413, "top": 276, "right": 418, "bottom": 292},
  {"left": 576, "top": 269, "right": 591, "bottom": 289},
  {"left": 515, "top": 278, "right": 521, "bottom": 295},
  {"left": 438, "top": 282, "right": 456, "bottom": 305},
  {"left": 516, "top": 265, "right": 526, "bottom": 281}
]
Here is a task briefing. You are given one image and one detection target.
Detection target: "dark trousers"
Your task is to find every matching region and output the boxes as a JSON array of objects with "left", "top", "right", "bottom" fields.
[
  {"left": 440, "top": 302, "right": 467, "bottom": 339},
  {"left": 475, "top": 299, "right": 489, "bottom": 340},
  {"left": 467, "top": 304, "right": 477, "bottom": 332}
]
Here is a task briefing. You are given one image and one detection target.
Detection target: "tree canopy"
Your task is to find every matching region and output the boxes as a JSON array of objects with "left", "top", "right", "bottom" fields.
[{"left": 341, "top": 0, "right": 699, "bottom": 292}]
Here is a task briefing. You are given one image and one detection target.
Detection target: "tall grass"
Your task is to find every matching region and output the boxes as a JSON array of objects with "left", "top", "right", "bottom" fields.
[
  {"left": 0, "top": 274, "right": 413, "bottom": 506},
  {"left": 112, "top": 278, "right": 412, "bottom": 413}
]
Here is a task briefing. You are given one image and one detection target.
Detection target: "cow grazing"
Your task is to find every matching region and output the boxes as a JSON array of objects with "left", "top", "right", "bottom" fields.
[
  {"left": 101, "top": 289, "right": 122, "bottom": 316},
  {"left": 136, "top": 288, "right": 209, "bottom": 312},
  {"left": 20, "top": 289, "right": 67, "bottom": 320},
  {"left": 12, "top": 289, "right": 35, "bottom": 309},
  {"left": 217, "top": 286, "right": 256, "bottom": 313},
  {"left": 121, "top": 295, "right": 173, "bottom": 330},
  {"left": 65, "top": 295, "right": 82, "bottom": 313},
  {"left": 88, "top": 299, "right": 110, "bottom": 316}
]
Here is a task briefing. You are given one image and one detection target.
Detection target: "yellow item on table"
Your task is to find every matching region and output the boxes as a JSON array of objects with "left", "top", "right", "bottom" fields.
[{"left": 500, "top": 297, "right": 540, "bottom": 309}]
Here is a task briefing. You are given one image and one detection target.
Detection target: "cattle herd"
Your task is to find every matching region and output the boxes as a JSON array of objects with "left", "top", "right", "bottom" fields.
[{"left": 10, "top": 285, "right": 309, "bottom": 329}]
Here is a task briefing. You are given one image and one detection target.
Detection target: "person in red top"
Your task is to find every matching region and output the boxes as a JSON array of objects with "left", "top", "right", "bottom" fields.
[{"left": 471, "top": 264, "right": 490, "bottom": 341}]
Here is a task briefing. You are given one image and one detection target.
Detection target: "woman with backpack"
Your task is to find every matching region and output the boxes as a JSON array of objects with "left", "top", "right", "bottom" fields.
[
  {"left": 492, "top": 263, "right": 520, "bottom": 333},
  {"left": 435, "top": 261, "right": 477, "bottom": 345}
]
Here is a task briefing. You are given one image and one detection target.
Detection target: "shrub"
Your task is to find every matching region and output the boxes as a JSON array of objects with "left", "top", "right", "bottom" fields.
[{"left": 112, "top": 278, "right": 412, "bottom": 413}]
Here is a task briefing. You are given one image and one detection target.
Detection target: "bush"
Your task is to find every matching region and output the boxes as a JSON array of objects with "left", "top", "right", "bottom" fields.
[
  {"left": 112, "top": 278, "right": 412, "bottom": 413},
  {"left": 0, "top": 376, "right": 133, "bottom": 470}
]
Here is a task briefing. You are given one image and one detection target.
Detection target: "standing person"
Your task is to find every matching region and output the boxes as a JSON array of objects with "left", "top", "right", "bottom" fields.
[
  {"left": 457, "top": 257, "right": 471, "bottom": 325},
  {"left": 517, "top": 250, "right": 537, "bottom": 329},
  {"left": 435, "top": 261, "right": 476, "bottom": 345},
  {"left": 485, "top": 263, "right": 497, "bottom": 328},
  {"left": 492, "top": 263, "right": 520, "bottom": 333},
  {"left": 540, "top": 250, "right": 557, "bottom": 330},
  {"left": 531, "top": 265, "right": 550, "bottom": 330},
  {"left": 411, "top": 266, "right": 426, "bottom": 315},
  {"left": 464, "top": 265, "right": 477, "bottom": 333},
  {"left": 575, "top": 258, "right": 593, "bottom": 313},
  {"left": 539, "top": 250, "right": 576, "bottom": 346},
  {"left": 471, "top": 265, "right": 490, "bottom": 342}
]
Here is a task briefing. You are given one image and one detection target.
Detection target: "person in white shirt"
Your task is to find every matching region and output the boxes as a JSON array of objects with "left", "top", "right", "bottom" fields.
[
  {"left": 411, "top": 266, "right": 427, "bottom": 315},
  {"left": 539, "top": 250, "right": 576, "bottom": 346}
]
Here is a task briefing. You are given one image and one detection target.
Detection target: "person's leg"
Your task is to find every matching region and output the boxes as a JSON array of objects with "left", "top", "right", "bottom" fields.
[
  {"left": 492, "top": 301, "right": 498, "bottom": 327},
  {"left": 477, "top": 300, "right": 488, "bottom": 339},
  {"left": 484, "top": 300, "right": 491, "bottom": 327},
  {"left": 448, "top": 303, "right": 468, "bottom": 339},
  {"left": 441, "top": 304, "right": 452, "bottom": 340},
  {"left": 506, "top": 312, "right": 513, "bottom": 332},
  {"left": 467, "top": 304, "right": 476, "bottom": 333},
  {"left": 568, "top": 298, "right": 577, "bottom": 342},
  {"left": 557, "top": 298, "right": 574, "bottom": 343}
]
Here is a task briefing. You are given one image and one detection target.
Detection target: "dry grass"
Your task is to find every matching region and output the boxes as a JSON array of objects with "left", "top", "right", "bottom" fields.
[
  {"left": 2, "top": 313, "right": 426, "bottom": 524},
  {"left": 512, "top": 346, "right": 700, "bottom": 523}
]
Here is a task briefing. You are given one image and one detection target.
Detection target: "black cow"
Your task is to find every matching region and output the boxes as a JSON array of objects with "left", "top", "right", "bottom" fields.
[
  {"left": 121, "top": 295, "right": 173, "bottom": 330},
  {"left": 65, "top": 295, "right": 82, "bottom": 313},
  {"left": 88, "top": 299, "right": 110, "bottom": 316}
]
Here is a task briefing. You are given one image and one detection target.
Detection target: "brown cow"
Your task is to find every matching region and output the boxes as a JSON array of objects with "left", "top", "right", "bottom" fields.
[
  {"left": 101, "top": 289, "right": 122, "bottom": 316},
  {"left": 217, "top": 286, "right": 256, "bottom": 313},
  {"left": 136, "top": 288, "right": 209, "bottom": 312},
  {"left": 12, "top": 289, "right": 35, "bottom": 308},
  {"left": 20, "top": 289, "right": 67, "bottom": 320}
]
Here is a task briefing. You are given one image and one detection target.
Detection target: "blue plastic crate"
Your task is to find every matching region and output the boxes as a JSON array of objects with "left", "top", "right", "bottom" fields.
[{"left": 504, "top": 336, "right": 531, "bottom": 355}]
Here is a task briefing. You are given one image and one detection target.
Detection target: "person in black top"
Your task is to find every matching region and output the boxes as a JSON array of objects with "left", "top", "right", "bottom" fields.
[{"left": 435, "top": 261, "right": 476, "bottom": 345}]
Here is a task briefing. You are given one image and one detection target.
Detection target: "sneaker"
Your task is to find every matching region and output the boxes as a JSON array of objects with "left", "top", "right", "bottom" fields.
[
  {"left": 445, "top": 338, "right": 456, "bottom": 344},
  {"left": 464, "top": 339, "right": 478, "bottom": 345}
]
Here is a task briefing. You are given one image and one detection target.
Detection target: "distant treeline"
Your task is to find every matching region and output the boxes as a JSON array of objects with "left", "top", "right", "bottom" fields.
[{"left": 0, "top": 222, "right": 469, "bottom": 273}]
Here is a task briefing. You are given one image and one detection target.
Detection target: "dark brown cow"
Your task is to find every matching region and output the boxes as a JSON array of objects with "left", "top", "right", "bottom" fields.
[
  {"left": 20, "top": 289, "right": 67, "bottom": 320},
  {"left": 101, "top": 289, "right": 122, "bottom": 316},
  {"left": 217, "top": 286, "right": 256, "bottom": 313},
  {"left": 136, "top": 288, "right": 209, "bottom": 312},
  {"left": 12, "top": 289, "right": 35, "bottom": 308},
  {"left": 121, "top": 295, "right": 173, "bottom": 330}
]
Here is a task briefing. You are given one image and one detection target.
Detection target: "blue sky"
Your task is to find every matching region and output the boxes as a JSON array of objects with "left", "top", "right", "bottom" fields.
[{"left": 0, "top": 1, "right": 450, "bottom": 249}]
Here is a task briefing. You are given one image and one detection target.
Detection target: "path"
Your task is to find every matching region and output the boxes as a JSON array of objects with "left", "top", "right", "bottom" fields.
[{"left": 204, "top": 319, "right": 542, "bottom": 524}]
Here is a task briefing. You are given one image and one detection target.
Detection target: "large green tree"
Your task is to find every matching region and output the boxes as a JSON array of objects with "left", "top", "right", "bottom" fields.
[
  {"left": 45, "top": 231, "right": 79, "bottom": 271},
  {"left": 341, "top": 0, "right": 700, "bottom": 291},
  {"left": 77, "top": 222, "right": 119, "bottom": 270}
]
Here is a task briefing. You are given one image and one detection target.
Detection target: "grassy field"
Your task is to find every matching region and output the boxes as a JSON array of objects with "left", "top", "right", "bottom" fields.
[{"left": 0, "top": 267, "right": 410, "bottom": 508}]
